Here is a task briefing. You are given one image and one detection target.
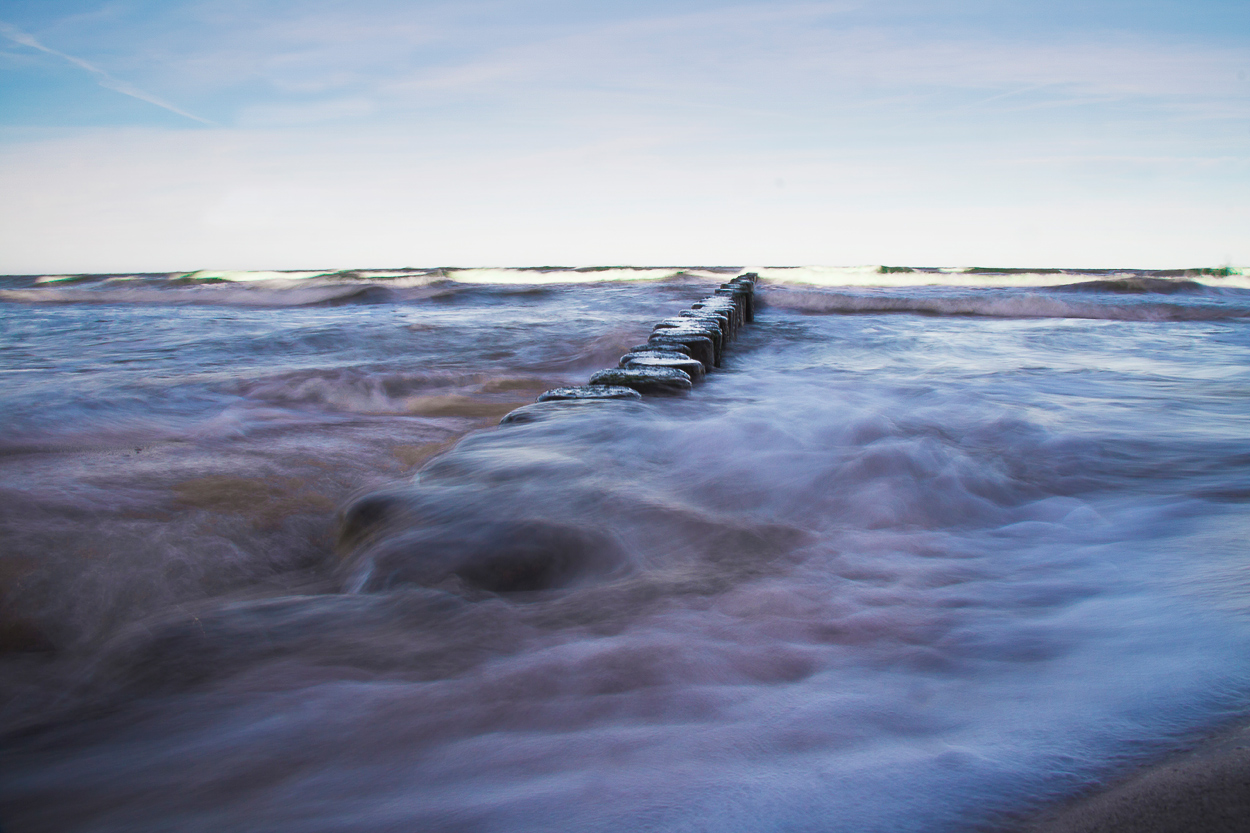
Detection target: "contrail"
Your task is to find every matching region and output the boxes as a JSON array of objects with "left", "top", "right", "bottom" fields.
[{"left": 0, "top": 20, "right": 214, "bottom": 125}]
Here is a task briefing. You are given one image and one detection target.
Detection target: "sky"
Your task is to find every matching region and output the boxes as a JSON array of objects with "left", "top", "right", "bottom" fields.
[{"left": 0, "top": 0, "right": 1247, "bottom": 272}]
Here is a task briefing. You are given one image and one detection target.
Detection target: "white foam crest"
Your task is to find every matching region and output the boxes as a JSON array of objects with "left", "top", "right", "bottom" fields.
[
  {"left": 0, "top": 284, "right": 378, "bottom": 307},
  {"left": 350, "top": 270, "right": 436, "bottom": 280},
  {"left": 753, "top": 265, "right": 1250, "bottom": 289},
  {"left": 11, "top": 267, "right": 1249, "bottom": 292},
  {"left": 368, "top": 273, "right": 450, "bottom": 288},
  {"left": 443, "top": 268, "right": 723, "bottom": 285},
  {"left": 180, "top": 270, "right": 450, "bottom": 291},
  {"left": 8, "top": 268, "right": 730, "bottom": 294},
  {"left": 182, "top": 270, "right": 334, "bottom": 283}
]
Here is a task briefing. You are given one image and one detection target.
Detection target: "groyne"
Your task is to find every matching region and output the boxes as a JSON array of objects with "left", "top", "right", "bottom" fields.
[
  {"left": 336, "top": 272, "right": 760, "bottom": 594},
  {"left": 499, "top": 272, "right": 758, "bottom": 425}
]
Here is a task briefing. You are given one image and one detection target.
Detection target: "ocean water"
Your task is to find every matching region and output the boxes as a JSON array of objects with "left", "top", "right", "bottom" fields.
[{"left": 2, "top": 266, "right": 1250, "bottom": 832}]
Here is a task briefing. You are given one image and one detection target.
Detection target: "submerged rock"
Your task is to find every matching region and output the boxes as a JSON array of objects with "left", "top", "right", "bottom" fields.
[
  {"left": 715, "top": 285, "right": 753, "bottom": 322},
  {"left": 650, "top": 329, "right": 719, "bottom": 368},
  {"left": 622, "top": 354, "right": 706, "bottom": 382},
  {"left": 337, "top": 490, "right": 412, "bottom": 550},
  {"left": 734, "top": 282, "right": 756, "bottom": 322},
  {"left": 646, "top": 333, "right": 715, "bottom": 370},
  {"left": 653, "top": 321, "right": 723, "bottom": 364},
  {"left": 338, "top": 270, "right": 763, "bottom": 599},
  {"left": 535, "top": 385, "right": 642, "bottom": 402},
  {"left": 693, "top": 298, "right": 740, "bottom": 333},
  {"left": 589, "top": 366, "right": 693, "bottom": 395},
  {"left": 655, "top": 316, "right": 725, "bottom": 338},
  {"left": 501, "top": 387, "right": 645, "bottom": 425},
  {"left": 630, "top": 342, "right": 690, "bottom": 356},
  {"left": 500, "top": 398, "right": 641, "bottom": 425},
  {"left": 678, "top": 309, "right": 732, "bottom": 338},
  {"left": 618, "top": 349, "right": 691, "bottom": 365},
  {"left": 656, "top": 318, "right": 724, "bottom": 347},
  {"left": 358, "top": 517, "right": 625, "bottom": 594}
]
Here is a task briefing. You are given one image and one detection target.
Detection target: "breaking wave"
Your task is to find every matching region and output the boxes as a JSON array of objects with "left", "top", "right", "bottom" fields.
[
  {"left": 753, "top": 265, "right": 1250, "bottom": 290},
  {"left": 0, "top": 283, "right": 400, "bottom": 307},
  {"left": 0, "top": 268, "right": 736, "bottom": 307},
  {"left": 5, "top": 266, "right": 1247, "bottom": 309},
  {"left": 763, "top": 286, "right": 1250, "bottom": 321}
]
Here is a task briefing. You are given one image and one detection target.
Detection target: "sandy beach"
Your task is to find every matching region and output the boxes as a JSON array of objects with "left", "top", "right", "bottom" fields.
[{"left": 1008, "top": 720, "right": 1250, "bottom": 833}]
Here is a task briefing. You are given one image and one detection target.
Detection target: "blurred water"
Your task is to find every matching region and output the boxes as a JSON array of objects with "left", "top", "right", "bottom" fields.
[{"left": 2, "top": 270, "right": 1250, "bottom": 832}]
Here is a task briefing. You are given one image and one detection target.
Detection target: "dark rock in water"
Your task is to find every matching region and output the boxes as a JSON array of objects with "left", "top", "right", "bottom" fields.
[
  {"left": 337, "top": 490, "right": 412, "bottom": 550},
  {"left": 454, "top": 522, "right": 610, "bottom": 592},
  {"left": 360, "top": 518, "right": 624, "bottom": 593},
  {"left": 507, "top": 385, "right": 642, "bottom": 425},
  {"left": 715, "top": 285, "right": 753, "bottom": 322},
  {"left": 630, "top": 342, "right": 690, "bottom": 356},
  {"left": 535, "top": 385, "right": 642, "bottom": 402},
  {"left": 646, "top": 333, "right": 715, "bottom": 370},
  {"left": 618, "top": 349, "right": 695, "bottom": 367},
  {"left": 693, "top": 298, "right": 737, "bottom": 314},
  {"left": 693, "top": 298, "right": 740, "bottom": 333},
  {"left": 500, "top": 398, "right": 641, "bottom": 425},
  {"left": 338, "top": 270, "right": 761, "bottom": 599},
  {"left": 500, "top": 403, "right": 557, "bottom": 425},
  {"left": 655, "top": 315, "right": 725, "bottom": 337},
  {"left": 651, "top": 326, "right": 721, "bottom": 367},
  {"left": 622, "top": 355, "right": 706, "bottom": 382},
  {"left": 698, "top": 293, "right": 741, "bottom": 306},
  {"left": 679, "top": 308, "right": 731, "bottom": 336},
  {"left": 589, "top": 366, "right": 693, "bottom": 395},
  {"left": 653, "top": 323, "right": 723, "bottom": 365},
  {"left": 656, "top": 316, "right": 723, "bottom": 338},
  {"left": 729, "top": 279, "right": 755, "bottom": 316},
  {"left": 654, "top": 318, "right": 726, "bottom": 352}
]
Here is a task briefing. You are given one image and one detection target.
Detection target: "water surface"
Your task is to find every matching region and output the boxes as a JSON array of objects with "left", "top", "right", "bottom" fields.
[{"left": 2, "top": 267, "right": 1249, "bottom": 832}]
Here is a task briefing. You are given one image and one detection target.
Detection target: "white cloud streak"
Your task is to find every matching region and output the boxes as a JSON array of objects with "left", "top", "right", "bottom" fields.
[{"left": 0, "top": 20, "right": 213, "bottom": 125}]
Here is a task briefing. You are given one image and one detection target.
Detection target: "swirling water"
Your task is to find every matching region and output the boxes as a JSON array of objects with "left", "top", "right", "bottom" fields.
[{"left": 2, "top": 268, "right": 1250, "bottom": 832}]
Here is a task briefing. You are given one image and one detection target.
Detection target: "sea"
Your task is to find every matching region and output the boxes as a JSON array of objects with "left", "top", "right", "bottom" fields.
[{"left": 2, "top": 265, "right": 1249, "bottom": 832}]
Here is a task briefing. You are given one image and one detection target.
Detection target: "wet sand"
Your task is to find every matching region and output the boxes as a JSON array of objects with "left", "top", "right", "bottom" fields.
[{"left": 1010, "top": 721, "right": 1250, "bottom": 833}]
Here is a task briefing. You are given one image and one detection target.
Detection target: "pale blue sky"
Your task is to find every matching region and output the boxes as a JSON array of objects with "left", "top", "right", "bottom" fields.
[{"left": 1, "top": 0, "right": 1247, "bottom": 272}]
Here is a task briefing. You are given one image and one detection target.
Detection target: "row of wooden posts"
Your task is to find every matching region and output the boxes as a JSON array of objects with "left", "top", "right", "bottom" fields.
[{"left": 501, "top": 273, "right": 758, "bottom": 424}]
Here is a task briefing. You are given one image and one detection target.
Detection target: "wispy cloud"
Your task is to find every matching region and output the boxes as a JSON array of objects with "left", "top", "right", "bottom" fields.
[
  {"left": 0, "top": 1, "right": 1245, "bottom": 271},
  {"left": 0, "top": 20, "right": 213, "bottom": 125},
  {"left": 351, "top": 2, "right": 1247, "bottom": 130}
]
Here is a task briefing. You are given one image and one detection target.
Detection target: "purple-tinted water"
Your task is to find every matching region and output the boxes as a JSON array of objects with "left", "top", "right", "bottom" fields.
[{"left": 2, "top": 268, "right": 1250, "bottom": 832}]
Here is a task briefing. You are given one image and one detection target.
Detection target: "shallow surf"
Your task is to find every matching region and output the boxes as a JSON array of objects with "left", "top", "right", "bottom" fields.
[{"left": 2, "top": 267, "right": 1249, "bottom": 832}]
